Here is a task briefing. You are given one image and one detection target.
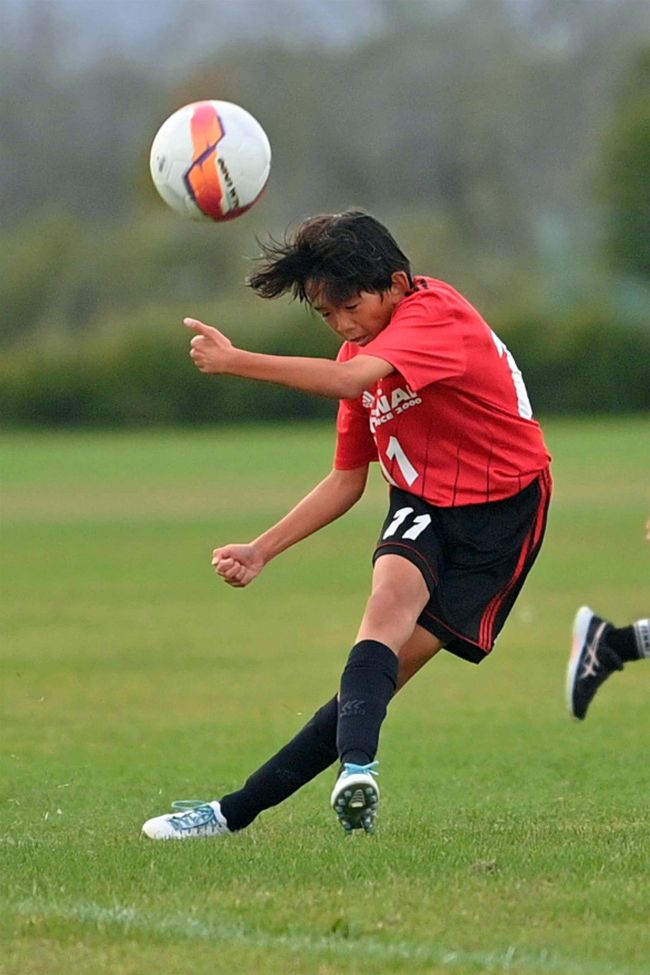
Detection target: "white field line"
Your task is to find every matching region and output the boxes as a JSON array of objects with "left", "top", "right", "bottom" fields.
[{"left": 5, "top": 897, "right": 636, "bottom": 975}]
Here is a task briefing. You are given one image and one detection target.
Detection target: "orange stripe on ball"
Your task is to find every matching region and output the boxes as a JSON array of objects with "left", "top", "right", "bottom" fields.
[{"left": 187, "top": 103, "right": 226, "bottom": 219}]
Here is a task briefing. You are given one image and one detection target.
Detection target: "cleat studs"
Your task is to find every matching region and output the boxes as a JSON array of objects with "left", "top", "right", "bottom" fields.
[{"left": 332, "top": 771, "right": 380, "bottom": 834}]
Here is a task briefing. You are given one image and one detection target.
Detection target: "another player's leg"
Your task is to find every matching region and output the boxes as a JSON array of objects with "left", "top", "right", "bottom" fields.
[
  {"left": 567, "top": 609, "right": 650, "bottom": 720},
  {"left": 331, "top": 554, "right": 432, "bottom": 833},
  {"left": 142, "top": 625, "right": 442, "bottom": 840}
]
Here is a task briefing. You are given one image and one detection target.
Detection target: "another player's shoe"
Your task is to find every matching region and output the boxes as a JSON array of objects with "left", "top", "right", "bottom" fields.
[
  {"left": 566, "top": 607, "right": 623, "bottom": 720},
  {"left": 330, "top": 762, "right": 379, "bottom": 834},
  {"left": 142, "top": 800, "right": 230, "bottom": 840}
]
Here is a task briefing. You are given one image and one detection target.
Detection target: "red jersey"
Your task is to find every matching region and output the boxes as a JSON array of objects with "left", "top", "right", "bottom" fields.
[{"left": 334, "top": 276, "right": 551, "bottom": 506}]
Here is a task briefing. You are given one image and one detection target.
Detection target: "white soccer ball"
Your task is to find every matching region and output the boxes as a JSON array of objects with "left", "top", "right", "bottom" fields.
[{"left": 149, "top": 100, "right": 271, "bottom": 222}]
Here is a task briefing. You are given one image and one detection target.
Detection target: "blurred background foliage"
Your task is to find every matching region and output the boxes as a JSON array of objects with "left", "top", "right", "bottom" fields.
[{"left": 0, "top": 0, "right": 648, "bottom": 425}]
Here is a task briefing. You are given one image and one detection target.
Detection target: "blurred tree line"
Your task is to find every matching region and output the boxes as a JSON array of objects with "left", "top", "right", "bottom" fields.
[{"left": 0, "top": 0, "right": 648, "bottom": 425}]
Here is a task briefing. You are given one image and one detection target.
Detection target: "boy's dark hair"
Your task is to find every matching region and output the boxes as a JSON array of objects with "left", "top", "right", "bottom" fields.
[{"left": 247, "top": 210, "right": 412, "bottom": 306}]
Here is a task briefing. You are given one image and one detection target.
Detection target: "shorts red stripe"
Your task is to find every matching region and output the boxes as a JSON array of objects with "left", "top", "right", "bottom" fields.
[{"left": 478, "top": 469, "right": 552, "bottom": 649}]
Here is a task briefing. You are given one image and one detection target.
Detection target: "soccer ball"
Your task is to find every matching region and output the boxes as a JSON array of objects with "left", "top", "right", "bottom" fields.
[{"left": 149, "top": 100, "right": 271, "bottom": 222}]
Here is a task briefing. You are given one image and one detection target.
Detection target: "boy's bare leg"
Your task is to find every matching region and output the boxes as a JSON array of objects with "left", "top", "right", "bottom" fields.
[
  {"left": 398, "top": 624, "right": 444, "bottom": 688},
  {"left": 336, "top": 555, "right": 429, "bottom": 766}
]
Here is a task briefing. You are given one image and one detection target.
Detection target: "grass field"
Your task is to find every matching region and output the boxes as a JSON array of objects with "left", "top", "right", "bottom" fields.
[{"left": 1, "top": 417, "right": 649, "bottom": 975}]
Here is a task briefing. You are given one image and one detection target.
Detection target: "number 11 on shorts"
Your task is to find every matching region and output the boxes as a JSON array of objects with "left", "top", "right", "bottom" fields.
[{"left": 383, "top": 507, "right": 432, "bottom": 540}]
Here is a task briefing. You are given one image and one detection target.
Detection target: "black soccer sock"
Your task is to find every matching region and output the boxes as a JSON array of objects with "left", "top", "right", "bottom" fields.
[
  {"left": 336, "top": 639, "right": 399, "bottom": 766},
  {"left": 219, "top": 696, "right": 338, "bottom": 831},
  {"left": 606, "top": 620, "right": 650, "bottom": 661}
]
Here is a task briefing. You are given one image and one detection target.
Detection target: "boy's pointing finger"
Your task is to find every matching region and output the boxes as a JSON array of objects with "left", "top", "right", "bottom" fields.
[{"left": 184, "top": 317, "right": 213, "bottom": 335}]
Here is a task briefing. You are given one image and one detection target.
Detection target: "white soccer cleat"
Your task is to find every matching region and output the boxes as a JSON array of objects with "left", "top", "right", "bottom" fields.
[
  {"left": 142, "top": 800, "right": 231, "bottom": 840},
  {"left": 330, "top": 762, "right": 380, "bottom": 834}
]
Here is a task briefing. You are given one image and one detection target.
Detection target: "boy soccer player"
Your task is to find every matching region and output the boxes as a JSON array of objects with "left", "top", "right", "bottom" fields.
[
  {"left": 567, "top": 518, "right": 650, "bottom": 720},
  {"left": 142, "top": 210, "right": 552, "bottom": 840}
]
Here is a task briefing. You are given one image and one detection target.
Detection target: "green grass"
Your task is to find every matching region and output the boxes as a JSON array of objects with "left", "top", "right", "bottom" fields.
[{"left": 1, "top": 417, "right": 649, "bottom": 975}]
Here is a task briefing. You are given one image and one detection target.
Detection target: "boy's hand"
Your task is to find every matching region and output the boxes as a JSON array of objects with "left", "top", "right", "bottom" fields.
[
  {"left": 185, "top": 318, "right": 237, "bottom": 374},
  {"left": 212, "top": 543, "right": 265, "bottom": 588}
]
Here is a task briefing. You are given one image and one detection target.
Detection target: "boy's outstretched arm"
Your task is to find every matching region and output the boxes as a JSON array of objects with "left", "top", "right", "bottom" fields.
[
  {"left": 213, "top": 465, "right": 369, "bottom": 588},
  {"left": 185, "top": 318, "right": 392, "bottom": 399}
]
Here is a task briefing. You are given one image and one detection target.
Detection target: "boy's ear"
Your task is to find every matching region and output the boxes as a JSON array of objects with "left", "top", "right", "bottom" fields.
[{"left": 390, "top": 271, "right": 412, "bottom": 296}]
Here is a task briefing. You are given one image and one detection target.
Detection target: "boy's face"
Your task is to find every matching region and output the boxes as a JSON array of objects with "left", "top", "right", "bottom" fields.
[{"left": 309, "top": 271, "right": 411, "bottom": 347}]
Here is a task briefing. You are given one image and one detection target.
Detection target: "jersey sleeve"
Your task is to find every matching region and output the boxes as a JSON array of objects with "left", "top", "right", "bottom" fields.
[
  {"left": 333, "top": 342, "right": 378, "bottom": 470},
  {"left": 334, "top": 396, "right": 378, "bottom": 469},
  {"left": 360, "top": 289, "right": 467, "bottom": 392}
]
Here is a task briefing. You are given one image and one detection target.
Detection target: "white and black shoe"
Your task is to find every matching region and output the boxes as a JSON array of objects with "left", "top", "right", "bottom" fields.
[
  {"left": 142, "top": 800, "right": 230, "bottom": 840},
  {"left": 330, "top": 762, "right": 379, "bottom": 834},
  {"left": 566, "top": 607, "right": 623, "bottom": 720}
]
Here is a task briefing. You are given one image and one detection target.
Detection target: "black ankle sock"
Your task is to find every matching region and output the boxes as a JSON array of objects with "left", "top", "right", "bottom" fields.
[
  {"left": 336, "top": 639, "right": 398, "bottom": 766},
  {"left": 606, "top": 625, "right": 642, "bottom": 662},
  {"left": 219, "top": 696, "right": 338, "bottom": 831}
]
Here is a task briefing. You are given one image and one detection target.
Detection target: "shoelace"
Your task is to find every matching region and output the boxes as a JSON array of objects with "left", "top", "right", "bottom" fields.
[
  {"left": 343, "top": 761, "right": 379, "bottom": 777},
  {"left": 170, "top": 800, "right": 217, "bottom": 830}
]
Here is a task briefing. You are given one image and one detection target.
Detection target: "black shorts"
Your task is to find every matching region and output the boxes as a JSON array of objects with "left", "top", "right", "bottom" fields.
[{"left": 372, "top": 469, "right": 552, "bottom": 664}]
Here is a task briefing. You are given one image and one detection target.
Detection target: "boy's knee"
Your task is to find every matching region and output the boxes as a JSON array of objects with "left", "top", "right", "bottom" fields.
[{"left": 361, "top": 587, "right": 421, "bottom": 644}]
